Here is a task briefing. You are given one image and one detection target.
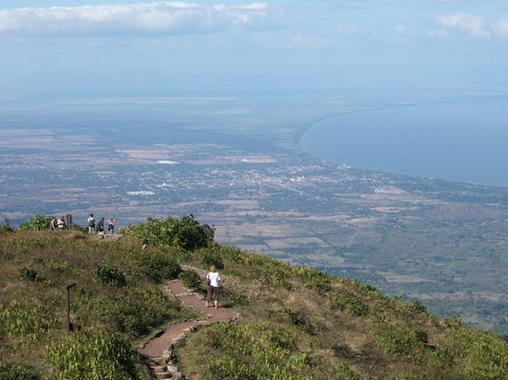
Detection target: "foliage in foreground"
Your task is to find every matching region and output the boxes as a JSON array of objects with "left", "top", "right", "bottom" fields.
[
  {"left": 46, "top": 330, "right": 145, "bottom": 380},
  {"left": 0, "top": 360, "right": 37, "bottom": 380},
  {"left": 199, "top": 322, "right": 318, "bottom": 380}
]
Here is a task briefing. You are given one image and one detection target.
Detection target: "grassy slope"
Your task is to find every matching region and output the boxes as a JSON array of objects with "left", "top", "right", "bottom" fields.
[{"left": 1, "top": 230, "right": 508, "bottom": 380}]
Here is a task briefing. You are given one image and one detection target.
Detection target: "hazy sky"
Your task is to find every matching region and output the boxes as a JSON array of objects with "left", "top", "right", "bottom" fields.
[{"left": 1, "top": 0, "right": 507, "bottom": 100}]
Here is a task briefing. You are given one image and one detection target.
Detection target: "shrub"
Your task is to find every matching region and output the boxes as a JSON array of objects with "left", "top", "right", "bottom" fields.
[
  {"left": 284, "top": 308, "right": 315, "bottom": 335},
  {"left": 445, "top": 315, "right": 463, "bottom": 330},
  {"left": 0, "top": 300, "right": 59, "bottom": 339},
  {"left": 334, "top": 363, "right": 362, "bottom": 380},
  {"left": 201, "top": 250, "right": 225, "bottom": 270},
  {"left": 0, "top": 360, "right": 37, "bottom": 380},
  {"left": 108, "top": 287, "right": 179, "bottom": 337},
  {"left": 19, "top": 215, "right": 52, "bottom": 231},
  {"left": 19, "top": 267, "right": 38, "bottom": 282},
  {"left": 413, "top": 327, "right": 429, "bottom": 345},
  {"left": 179, "top": 270, "right": 201, "bottom": 289},
  {"left": 375, "top": 323, "right": 430, "bottom": 363},
  {"left": 293, "top": 266, "right": 331, "bottom": 293},
  {"left": 202, "top": 322, "right": 317, "bottom": 380},
  {"left": 125, "top": 214, "right": 214, "bottom": 251},
  {"left": 464, "top": 335, "right": 508, "bottom": 379},
  {"left": 358, "top": 283, "right": 378, "bottom": 294},
  {"left": 0, "top": 224, "right": 14, "bottom": 235},
  {"left": 216, "top": 245, "right": 244, "bottom": 263},
  {"left": 137, "top": 250, "right": 181, "bottom": 283},
  {"left": 408, "top": 300, "right": 428, "bottom": 314},
  {"left": 329, "top": 291, "right": 369, "bottom": 317},
  {"left": 260, "top": 268, "right": 292, "bottom": 290},
  {"left": 228, "top": 292, "right": 249, "bottom": 306},
  {"left": 94, "top": 264, "right": 126, "bottom": 287},
  {"left": 46, "top": 330, "right": 140, "bottom": 380}
]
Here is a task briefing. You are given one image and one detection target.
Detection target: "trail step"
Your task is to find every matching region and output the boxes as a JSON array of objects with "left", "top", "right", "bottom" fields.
[{"left": 153, "top": 365, "right": 168, "bottom": 373}]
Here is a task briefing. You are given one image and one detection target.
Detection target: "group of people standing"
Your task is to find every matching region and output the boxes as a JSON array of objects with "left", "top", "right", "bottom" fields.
[
  {"left": 49, "top": 214, "right": 116, "bottom": 234},
  {"left": 50, "top": 216, "right": 67, "bottom": 230},
  {"left": 87, "top": 214, "right": 116, "bottom": 235}
]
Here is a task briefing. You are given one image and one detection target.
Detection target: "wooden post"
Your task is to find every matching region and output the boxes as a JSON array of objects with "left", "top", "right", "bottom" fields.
[
  {"left": 66, "top": 283, "right": 76, "bottom": 333},
  {"left": 66, "top": 214, "right": 73, "bottom": 229}
]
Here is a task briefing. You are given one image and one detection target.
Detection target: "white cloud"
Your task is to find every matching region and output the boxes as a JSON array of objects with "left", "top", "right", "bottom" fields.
[
  {"left": 336, "top": 24, "right": 370, "bottom": 36},
  {"left": 428, "top": 29, "right": 448, "bottom": 37},
  {"left": 492, "top": 19, "right": 508, "bottom": 38},
  {"left": 438, "top": 13, "right": 491, "bottom": 38},
  {"left": 290, "top": 33, "right": 326, "bottom": 48},
  {"left": 393, "top": 25, "right": 412, "bottom": 36},
  {"left": 0, "top": 2, "right": 270, "bottom": 36}
]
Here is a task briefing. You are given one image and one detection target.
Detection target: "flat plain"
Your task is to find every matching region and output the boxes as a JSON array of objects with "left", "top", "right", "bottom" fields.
[{"left": 1, "top": 95, "right": 508, "bottom": 334}]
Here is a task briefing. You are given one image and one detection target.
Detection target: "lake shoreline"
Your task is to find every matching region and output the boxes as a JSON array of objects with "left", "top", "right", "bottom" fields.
[{"left": 298, "top": 101, "right": 508, "bottom": 189}]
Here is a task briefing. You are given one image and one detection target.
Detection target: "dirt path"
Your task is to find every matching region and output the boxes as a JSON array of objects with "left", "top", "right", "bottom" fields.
[{"left": 139, "top": 266, "right": 240, "bottom": 379}]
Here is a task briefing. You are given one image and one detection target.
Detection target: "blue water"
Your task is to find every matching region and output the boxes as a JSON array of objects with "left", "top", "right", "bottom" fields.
[{"left": 300, "top": 101, "right": 508, "bottom": 187}]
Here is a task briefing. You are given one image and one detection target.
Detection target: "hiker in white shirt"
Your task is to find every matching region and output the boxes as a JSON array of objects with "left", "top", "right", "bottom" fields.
[{"left": 206, "top": 265, "right": 221, "bottom": 309}]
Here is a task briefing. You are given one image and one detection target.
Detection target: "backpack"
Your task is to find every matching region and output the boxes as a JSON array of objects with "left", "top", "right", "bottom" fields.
[{"left": 89, "top": 220, "right": 95, "bottom": 227}]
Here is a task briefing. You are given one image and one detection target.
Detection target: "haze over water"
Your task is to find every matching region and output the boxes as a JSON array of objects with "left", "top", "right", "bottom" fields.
[{"left": 300, "top": 101, "right": 508, "bottom": 188}]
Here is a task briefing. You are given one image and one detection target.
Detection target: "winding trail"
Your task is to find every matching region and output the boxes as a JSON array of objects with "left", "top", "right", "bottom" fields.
[{"left": 139, "top": 266, "right": 240, "bottom": 379}]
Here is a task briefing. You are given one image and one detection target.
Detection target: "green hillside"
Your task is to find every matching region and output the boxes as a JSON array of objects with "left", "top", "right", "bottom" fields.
[{"left": 1, "top": 217, "right": 508, "bottom": 380}]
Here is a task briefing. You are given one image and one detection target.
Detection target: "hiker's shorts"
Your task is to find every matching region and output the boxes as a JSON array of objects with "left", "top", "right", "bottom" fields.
[{"left": 207, "top": 286, "right": 220, "bottom": 302}]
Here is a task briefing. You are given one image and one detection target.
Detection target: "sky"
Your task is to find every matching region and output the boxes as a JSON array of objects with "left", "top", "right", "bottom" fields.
[{"left": 1, "top": 0, "right": 507, "bottom": 101}]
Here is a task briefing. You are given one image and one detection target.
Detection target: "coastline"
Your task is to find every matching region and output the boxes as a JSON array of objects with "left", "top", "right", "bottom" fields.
[{"left": 297, "top": 101, "right": 508, "bottom": 189}]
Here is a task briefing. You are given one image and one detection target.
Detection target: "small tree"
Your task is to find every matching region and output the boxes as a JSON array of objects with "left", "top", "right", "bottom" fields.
[
  {"left": 125, "top": 214, "right": 214, "bottom": 251},
  {"left": 19, "top": 215, "right": 52, "bottom": 231},
  {"left": 0, "top": 218, "right": 14, "bottom": 234}
]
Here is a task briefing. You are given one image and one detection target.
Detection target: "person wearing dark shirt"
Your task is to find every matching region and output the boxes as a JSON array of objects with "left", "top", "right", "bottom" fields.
[{"left": 96, "top": 217, "right": 105, "bottom": 235}]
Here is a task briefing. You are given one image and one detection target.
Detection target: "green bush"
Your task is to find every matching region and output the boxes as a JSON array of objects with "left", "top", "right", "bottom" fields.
[
  {"left": 201, "top": 250, "right": 225, "bottom": 270},
  {"left": 19, "top": 215, "right": 52, "bottom": 231},
  {"left": 407, "top": 300, "right": 428, "bottom": 314},
  {"left": 260, "top": 268, "right": 292, "bottom": 290},
  {"left": 202, "top": 322, "right": 317, "bottom": 380},
  {"left": 375, "top": 323, "right": 430, "bottom": 363},
  {"left": 413, "top": 327, "right": 429, "bottom": 345},
  {"left": 334, "top": 363, "right": 362, "bottom": 380},
  {"left": 284, "top": 308, "right": 315, "bottom": 335},
  {"left": 463, "top": 332, "right": 508, "bottom": 380},
  {"left": 445, "top": 315, "right": 463, "bottom": 330},
  {"left": 179, "top": 270, "right": 201, "bottom": 289},
  {"left": 109, "top": 287, "right": 179, "bottom": 337},
  {"left": 137, "top": 250, "right": 181, "bottom": 283},
  {"left": 0, "top": 300, "right": 59, "bottom": 339},
  {"left": 94, "top": 263, "right": 126, "bottom": 287},
  {"left": 228, "top": 292, "right": 249, "bottom": 306},
  {"left": 19, "top": 267, "right": 38, "bottom": 282},
  {"left": 46, "top": 330, "right": 141, "bottom": 380},
  {"left": 293, "top": 266, "right": 331, "bottom": 293},
  {"left": 329, "top": 291, "right": 369, "bottom": 317},
  {"left": 0, "top": 360, "right": 37, "bottom": 380},
  {"left": 125, "top": 214, "right": 214, "bottom": 251},
  {"left": 0, "top": 224, "right": 14, "bottom": 235}
]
